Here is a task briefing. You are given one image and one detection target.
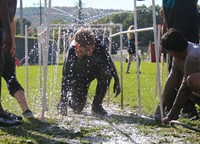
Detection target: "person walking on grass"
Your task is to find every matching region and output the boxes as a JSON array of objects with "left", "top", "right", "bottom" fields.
[
  {"left": 58, "top": 28, "right": 120, "bottom": 116},
  {"left": 126, "top": 25, "right": 141, "bottom": 74}
]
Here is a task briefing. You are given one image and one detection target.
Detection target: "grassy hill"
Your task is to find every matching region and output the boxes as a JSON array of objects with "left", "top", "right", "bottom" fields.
[{"left": 16, "top": 6, "right": 124, "bottom": 28}]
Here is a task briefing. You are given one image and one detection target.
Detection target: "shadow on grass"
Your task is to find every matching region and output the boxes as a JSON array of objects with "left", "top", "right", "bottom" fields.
[
  {"left": 0, "top": 117, "right": 89, "bottom": 143},
  {"left": 0, "top": 111, "right": 170, "bottom": 143}
]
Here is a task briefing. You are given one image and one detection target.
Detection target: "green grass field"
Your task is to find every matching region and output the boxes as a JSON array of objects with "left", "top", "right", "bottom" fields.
[
  {"left": 1, "top": 61, "right": 164, "bottom": 117},
  {"left": 1, "top": 61, "right": 200, "bottom": 143}
]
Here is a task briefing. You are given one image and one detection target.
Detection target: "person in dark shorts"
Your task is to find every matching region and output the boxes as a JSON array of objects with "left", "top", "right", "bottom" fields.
[
  {"left": 58, "top": 28, "right": 121, "bottom": 116},
  {"left": 2, "top": 0, "right": 33, "bottom": 119},
  {"left": 0, "top": 0, "right": 21, "bottom": 127},
  {"left": 126, "top": 25, "right": 141, "bottom": 74},
  {"left": 155, "top": 0, "right": 199, "bottom": 122}
]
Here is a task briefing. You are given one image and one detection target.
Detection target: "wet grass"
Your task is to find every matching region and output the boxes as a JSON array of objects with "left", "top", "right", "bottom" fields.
[{"left": 1, "top": 61, "right": 200, "bottom": 143}]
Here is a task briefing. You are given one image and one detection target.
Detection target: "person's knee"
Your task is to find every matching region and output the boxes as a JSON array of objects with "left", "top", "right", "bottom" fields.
[
  {"left": 187, "top": 75, "right": 194, "bottom": 89},
  {"left": 68, "top": 98, "right": 86, "bottom": 113},
  {"left": 187, "top": 73, "right": 200, "bottom": 92},
  {"left": 102, "top": 74, "right": 112, "bottom": 85},
  {"left": 59, "top": 89, "right": 87, "bottom": 112},
  {"left": 7, "top": 79, "right": 23, "bottom": 96},
  {"left": 106, "top": 73, "right": 112, "bottom": 81},
  {"left": 105, "top": 69, "right": 112, "bottom": 79}
]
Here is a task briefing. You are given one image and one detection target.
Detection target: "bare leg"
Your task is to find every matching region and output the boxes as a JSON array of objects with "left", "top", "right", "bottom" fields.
[
  {"left": 126, "top": 61, "right": 131, "bottom": 73},
  {"left": 126, "top": 54, "right": 133, "bottom": 73},
  {"left": 14, "top": 90, "right": 30, "bottom": 113}
]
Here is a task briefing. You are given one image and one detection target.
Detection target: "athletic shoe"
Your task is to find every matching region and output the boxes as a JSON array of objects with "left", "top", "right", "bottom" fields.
[
  {"left": 179, "top": 111, "right": 199, "bottom": 120},
  {"left": 22, "top": 110, "right": 34, "bottom": 118},
  {"left": 125, "top": 58, "right": 128, "bottom": 63},
  {"left": 180, "top": 104, "right": 199, "bottom": 120},
  {"left": 4, "top": 110, "right": 22, "bottom": 121},
  {"left": 154, "top": 105, "right": 162, "bottom": 122},
  {"left": 92, "top": 104, "right": 108, "bottom": 116},
  {"left": 57, "top": 101, "right": 68, "bottom": 116},
  {"left": 0, "top": 113, "right": 21, "bottom": 127},
  {"left": 135, "top": 71, "right": 141, "bottom": 74},
  {"left": 58, "top": 107, "right": 68, "bottom": 116}
]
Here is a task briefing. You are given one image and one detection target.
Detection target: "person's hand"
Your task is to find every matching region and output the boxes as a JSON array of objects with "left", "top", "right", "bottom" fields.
[
  {"left": 162, "top": 116, "right": 170, "bottom": 124},
  {"left": 113, "top": 80, "right": 120, "bottom": 97},
  {"left": 15, "top": 57, "right": 21, "bottom": 67},
  {"left": 10, "top": 44, "right": 16, "bottom": 57}
]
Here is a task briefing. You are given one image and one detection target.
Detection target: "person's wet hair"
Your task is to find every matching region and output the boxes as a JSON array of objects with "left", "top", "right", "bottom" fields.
[
  {"left": 74, "top": 28, "right": 95, "bottom": 48},
  {"left": 161, "top": 28, "right": 188, "bottom": 52}
]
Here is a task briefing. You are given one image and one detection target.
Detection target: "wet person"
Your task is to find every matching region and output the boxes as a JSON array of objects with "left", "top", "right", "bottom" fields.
[
  {"left": 155, "top": 0, "right": 199, "bottom": 121},
  {"left": 58, "top": 28, "right": 121, "bottom": 116},
  {"left": 2, "top": 0, "right": 34, "bottom": 120},
  {"left": 126, "top": 25, "right": 141, "bottom": 74},
  {"left": 157, "top": 28, "right": 200, "bottom": 123},
  {"left": 0, "top": 0, "right": 21, "bottom": 127}
]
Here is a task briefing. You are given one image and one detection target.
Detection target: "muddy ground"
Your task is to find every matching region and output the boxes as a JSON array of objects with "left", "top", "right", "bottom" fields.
[{"left": 32, "top": 104, "right": 190, "bottom": 144}]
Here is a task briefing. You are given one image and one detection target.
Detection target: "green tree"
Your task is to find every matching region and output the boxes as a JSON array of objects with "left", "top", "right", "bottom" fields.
[
  {"left": 92, "top": 5, "right": 162, "bottom": 53},
  {"left": 15, "top": 17, "right": 31, "bottom": 35}
]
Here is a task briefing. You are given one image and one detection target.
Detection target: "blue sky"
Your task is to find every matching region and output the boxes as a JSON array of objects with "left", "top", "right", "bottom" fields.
[{"left": 18, "top": 0, "right": 163, "bottom": 10}]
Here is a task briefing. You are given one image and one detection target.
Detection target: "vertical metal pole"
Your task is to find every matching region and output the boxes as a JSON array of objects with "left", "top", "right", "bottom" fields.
[
  {"left": 20, "top": 0, "right": 23, "bottom": 35},
  {"left": 40, "top": 0, "right": 42, "bottom": 25},
  {"left": 42, "top": 0, "right": 52, "bottom": 121},
  {"left": 25, "top": 25, "right": 28, "bottom": 97},
  {"left": 152, "top": 0, "right": 163, "bottom": 120},
  {"left": 55, "top": 26, "right": 61, "bottom": 86},
  {"left": 44, "top": 0, "right": 47, "bottom": 24},
  {"left": 119, "top": 24, "right": 124, "bottom": 110},
  {"left": 51, "top": 29, "right": 55, "bottom": 65},
  {"left": 108, "top": 28, "right": 112, "bottom": 55},
  {"left": 107, "top": 28, "right": 112, "bottom": 107},
  {"left": 37, "top": 26, "right": 43, "bottom": 109},
  {"left": 78, "top": 0, "right": 83, "bottom": 23},
  {"left": 63, "top": 31, "right": 66, "bottom": 62},
  {"left": 134, "top": 0, "right": 142, "bottom": 116}
]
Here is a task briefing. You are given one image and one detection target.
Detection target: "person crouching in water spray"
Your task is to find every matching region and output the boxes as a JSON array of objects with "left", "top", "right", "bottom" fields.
[{"left": 58, "top": 28, "right": 121, "bottom": 116}]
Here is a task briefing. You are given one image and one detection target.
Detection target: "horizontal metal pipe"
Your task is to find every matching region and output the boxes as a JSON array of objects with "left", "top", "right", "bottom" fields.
[{"left": 110, "top": 27, "right": 153, "bottom": 37}]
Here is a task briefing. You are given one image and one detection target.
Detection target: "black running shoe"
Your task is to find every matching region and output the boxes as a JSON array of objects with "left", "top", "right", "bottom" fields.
[
  {"left": 22, "top": 110, "right": 34, "bottom": 118},
  {"left": 92, "top": 104, "right": 108, "bottom": 116},
  {"left": 57, "top": 102, "right": 68, "bottom": 116},
  {"left": 0, "top": 113, "right": 21, "bottom": 127},
  {"left": 4, "top": 110, "right": 23, "bottom": 121}
]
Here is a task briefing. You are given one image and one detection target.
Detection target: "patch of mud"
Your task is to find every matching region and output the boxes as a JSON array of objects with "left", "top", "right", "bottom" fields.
[
  {"left": 48, "top": 105, "right": 155, "bottom": 143},
  {"left": 34, "top": 103, "right": 193, "bottom": 144}
]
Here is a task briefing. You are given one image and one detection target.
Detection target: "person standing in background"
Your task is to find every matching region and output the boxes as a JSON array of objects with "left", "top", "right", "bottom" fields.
[{"left": 126, "top": 25, "right": 141, "bottom": 74}]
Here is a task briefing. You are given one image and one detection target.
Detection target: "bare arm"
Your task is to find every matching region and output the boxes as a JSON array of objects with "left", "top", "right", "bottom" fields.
[
  {"left": 10, "top": 19, "right": 16, "bottom": 57},
  {"left": 0, "top": 0, "right": 12, "bottom": 52},
  {"left": 162, "top": 58, "right": 183, "bottom": 108}
]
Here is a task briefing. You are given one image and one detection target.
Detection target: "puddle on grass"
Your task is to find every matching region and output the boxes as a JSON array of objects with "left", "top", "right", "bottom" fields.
[{"left": 47, "top": 104, "right": 154, "bottom": 144}]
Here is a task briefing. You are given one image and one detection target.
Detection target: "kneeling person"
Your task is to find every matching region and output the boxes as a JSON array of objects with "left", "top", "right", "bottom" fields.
[
  {"left": 58, "top": 28, "right": 121, "bottom": 116},
  {"left": 155, "top": 28, "right": 200, "bottom": 123}
]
